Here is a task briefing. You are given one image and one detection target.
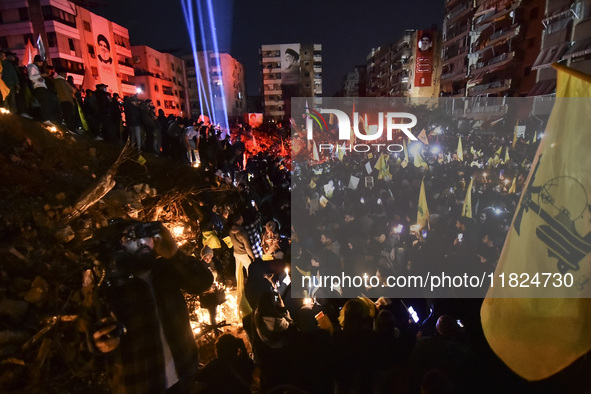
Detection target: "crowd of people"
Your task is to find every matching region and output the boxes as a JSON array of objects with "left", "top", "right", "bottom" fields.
[
  {"left": 4, "top": 50, "right": 572, "bottom": 393},
  {"left": 0, "top": 51, "right": 258, "bottom": 168}
]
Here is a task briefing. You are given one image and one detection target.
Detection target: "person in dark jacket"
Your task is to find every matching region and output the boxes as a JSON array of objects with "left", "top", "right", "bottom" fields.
[
  {"left": 80, "top": 220, "right": 213, "bottom": 394},
  {"left": 229, "top": 213, "right": 255, "bottom": 317},
  {"left": 1, "top": 51, "right": 19, "bottom": 112},
  {"left": 123, "top": 96, "right": 142, "bottom": 148},
  {"left": 53, "top": 68, "right": 77, "bottom": 131}
]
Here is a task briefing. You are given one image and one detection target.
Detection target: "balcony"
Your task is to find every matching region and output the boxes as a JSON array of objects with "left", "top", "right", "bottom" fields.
[
  {"left": 472, "top": 51, "right": 515, "bottom": 74},
  {"left": 443, "top": 47, "right": 469, "bottom": 66},
  {"left": 443, "top": 28, "right": 469, "bottom": 46},
  {"left": 448, "top": 3, "right": 470, "bottom": 23},
  {"left": 480, "top": 4, "right": 517, "bottom": 25},
  {"left": 441, "top": 67, "right": 468, "bottom": 82},
  {"left": 468, "top": 78, "right": 512, "bottom": 95}
]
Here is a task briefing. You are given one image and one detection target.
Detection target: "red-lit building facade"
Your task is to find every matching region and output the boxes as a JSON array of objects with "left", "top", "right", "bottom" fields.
[
  {"left": 0, "top": 0, "right": 136, "bottom": 96},
  {"left": 131, "top": 45, "right": 190, "bottom": 118}
]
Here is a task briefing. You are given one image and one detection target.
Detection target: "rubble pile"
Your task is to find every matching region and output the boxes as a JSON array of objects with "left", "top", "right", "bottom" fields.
[{"left": 0, "top": 114, "right": 214, "bottom": 392}]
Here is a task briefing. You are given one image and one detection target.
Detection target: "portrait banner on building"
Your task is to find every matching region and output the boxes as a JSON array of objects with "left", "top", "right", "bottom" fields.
[
  {"left": 90, "top": 13, "right": 119, "bottom": 93},
  {"left": 247, "top": 113, "right": 263, "bottom": 128},
  {"left": 280, "top": 44, "right": 301, "bottom": 118},
  {"left": 415, "top": 30, "right": 434, "bottom": 87}
]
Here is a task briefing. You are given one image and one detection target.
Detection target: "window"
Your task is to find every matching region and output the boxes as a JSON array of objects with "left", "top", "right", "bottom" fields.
[
  {"left": 304, "top": 61, "right": 310, "bottom": 66},
  {"left": 91, "top": 66, "right": 98, "bottom": 77},
  {"left": 162, "top": 86, "right": 174, "bottom": 96},
  {"left": 19, "top": 7, "right": 29, "bottom": 21},
  {"left": 68, "top": 38, "right": 75, "bottom": 51},
  {"left": 83, "top": 21, "right": 91, "bottom": 32},
  {"left": 304, "top": 72, "right": 310, "bottom": 77},
  {"left": 154, "top": 84, "right": 159, "bottom": 92},
  {"left": 88, "top": 44, "right": 95, "bottom": 58},
  {"left": 47, "top": 32, "right": 57, "bottom": 48},
  {"left": 155, "top": 58, "right": 160, "bottom": 67},
  {"left": 173, "top": 76, "right": 176, "bottom": 84},
  {"left": 171, "top": 63, "right": 175, "bottom": 70},
  {"left": 133, "top": 56, "right": 140, "bottom": 64},
  {"left": 41, "top": 6, "right": 76, "bottom": 28},
  {"left": 157, "top": 100, "right": 161, "bottom": 106}
]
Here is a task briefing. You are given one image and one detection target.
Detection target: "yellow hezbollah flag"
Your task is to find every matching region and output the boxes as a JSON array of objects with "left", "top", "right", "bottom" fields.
[
  {"left": 401, "top": 138, "right": 409, "bottom": 168},
  {"left": 504, "top": 147, "right": 510, "bottom": 164},
  {"left": 495, "top": 146, "right": 503, "bottom": 157},
  {"left": 481, "top": 64, "right": 591, "bottom": 381},
  {"left": 457, "top": 136, "right": 463, "bottom": 161},
  {"left": 418, "top": 128, "right": 429, "bottom": 145},
  {"left": 375, "top": 153, "right": 391, "bottom": 180},
  {"left": 512, "top": 121, "right": 519, "bottom": 148},
  {"left": 508, "top": 177, "right": 516, "bottom": 194},
  {"left": 417, "top": 177, "right": 429, "bottom": 229},
  {"left": 462, "top": 177, "right": 474, "bottom": 218},
  {"left": 414, "top": 151, "right": 428, "bottom": 169}
]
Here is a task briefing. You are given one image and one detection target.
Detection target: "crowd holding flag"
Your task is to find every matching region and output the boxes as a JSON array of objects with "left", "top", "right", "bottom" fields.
[
  {"left": 481, "top": 64, "right": 591, "bottom": 381},
  {"left": 417, "top": 177, "right": 429, "bottom": 229},
  {"left": 462, "top": 177, "right": 474, "bottom": 218}
]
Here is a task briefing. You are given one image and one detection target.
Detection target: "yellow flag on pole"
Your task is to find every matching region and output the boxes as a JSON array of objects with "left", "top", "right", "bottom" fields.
[
  {"left": 532, "top": 132, "right": 537, "bottom": 144},
  {"left": 457, "top": 136, "right": 463, "bottom": 161},
  {"left": 495, "top": 146, "right": 503, "bottom": 157},
  {"left": 481, "top": 64, "right": 591, "bottom": 381},
  {"left": 508, "top": 176, "right": 516, "bottom": 194},
  {"left": 504, "top": 147, "right": 510, "bottom": 164},
  {"left": 414, "top": 151, "right": 428, "bottom": 169},
  {"left": 418, "top": 128, "right": 429, "bottom": 145},
  {"left": 417, "top": 177, "right": 429, "bottom": 229},
  {"left": 462, "top": 177, "right": 474, "bottom": 218},
  {"left": 512, "top": 122, "right": 519, "bottom": 148}
]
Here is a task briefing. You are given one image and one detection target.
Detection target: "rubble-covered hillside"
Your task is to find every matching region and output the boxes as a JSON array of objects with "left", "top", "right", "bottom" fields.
[{"left": 0, "top": 114, "right": 229, "bottom": 393}]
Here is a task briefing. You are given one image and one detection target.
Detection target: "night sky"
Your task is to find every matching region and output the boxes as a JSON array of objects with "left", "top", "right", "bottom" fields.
[{"left": 89, "top": 0, "right": 445, "bottom": 98}]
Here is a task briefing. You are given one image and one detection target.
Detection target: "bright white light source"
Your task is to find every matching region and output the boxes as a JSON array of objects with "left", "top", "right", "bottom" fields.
[
  {"left": 394, "top": 224, "right": 403, "bottom": 234},
  {"left": 410, "top": 142, "right": 422, "bottom": 157},
  {"left": 408, "top": 306, "right": 419, "bottom": 323},
  {"left": 431, "top": 145, "right": 440, "bottom": 154},
  {"left": 136, "top": 87, "right": 142, "bottom": 94}
]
